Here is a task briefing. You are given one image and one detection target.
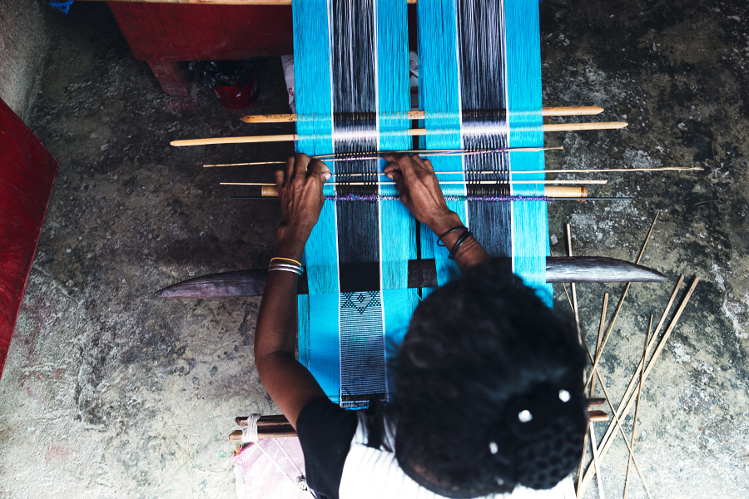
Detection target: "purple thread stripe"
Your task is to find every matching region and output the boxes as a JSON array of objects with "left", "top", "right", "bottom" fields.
[{"left": 326, "top": 194, "right": 550, "bottom": 202}]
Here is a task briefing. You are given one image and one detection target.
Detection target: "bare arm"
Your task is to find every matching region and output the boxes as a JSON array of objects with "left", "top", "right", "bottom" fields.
[
  {"left": 383, "top": 154, "right": 490, "bottom": 272},
  {"left": 254, "top": 154, "right": 331, "bottom": 429}
]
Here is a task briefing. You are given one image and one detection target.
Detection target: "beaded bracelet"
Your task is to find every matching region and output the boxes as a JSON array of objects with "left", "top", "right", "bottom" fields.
[
  {"left": 436, "top": 225, "right": 467, "bottom": 247},
  {"left": 448, "top": 230, "right": 473, "bottom": 260}
]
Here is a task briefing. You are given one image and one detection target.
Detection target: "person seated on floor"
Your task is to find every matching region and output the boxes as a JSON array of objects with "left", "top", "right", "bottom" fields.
[{"left": 254, "top": 153, "right": 588, "bottom": 499}]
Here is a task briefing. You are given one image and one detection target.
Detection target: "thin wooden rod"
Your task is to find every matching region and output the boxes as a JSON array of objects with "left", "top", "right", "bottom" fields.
[
  {"left": 240, "top": 106, "right": 606, "bottom": 123},
  {"left": 577, "top": 293, "right": 608, "bottom": 496},
  {"left": 584, "top": 211, "right": 659, "bottom": 392},
  {"left": 256, "top": 184, "right": 589, "bottom": 198},
  {"left": 579, "top": 276, "right": 698, "bottom": 496},
  {"left": 312, "top": 147, "right": 562, "bottom": 160},
  {"left": 593, "top": 294, "right": 609, "bottom": 400},
  {"left": 576, "top": 307, "right": 652, "bottom": 499},
  {"left": 624, "top": 316, "right": 653, "bottom": 499},
  {"left": 170, "top": 122, "right": 628, "bottom": 147},
  {"left": 222, "top": 179, "right": 607, "bottom": 187},
  {"left": 567, "top": 224, "right": 582, "bottom": 342},
  {"left": 586, "top": 351, "right": 654, "bottom": 499}
]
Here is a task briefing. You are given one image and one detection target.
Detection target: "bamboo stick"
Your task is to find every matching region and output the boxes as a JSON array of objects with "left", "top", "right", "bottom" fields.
[
  {"left": 624, "top": 316, "right": 654, "bottom": 499},
  {"left": 254, "top": 184, "right": 588, "bottom": 198},
  {"left": 240, "top": 106, "right": 606, "bottom": 123},
  {"left": 588, "top": 411, "right": 610, "bottom": 423},
  {"left": 577, "top": 294, "right": 608, "bottom": 497},
  {"left": 579, "top": 276, "right": 699, "bottom": 496},
  {"left": 567, "top": 226, "right": 605, "bottom": 499},
  {"left": 584, "top": 211, "right": 660, "bottom": 392},
  {"left": 170, "top": 122, "right": 628, "bottom": 147},
  {"left": 223, "top": 179, "right": 606, "bottom": 188}
]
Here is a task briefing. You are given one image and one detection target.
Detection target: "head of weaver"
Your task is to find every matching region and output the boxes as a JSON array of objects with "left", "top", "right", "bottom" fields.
[{"left": 390, "top": 261, "right": 588, "bottom": 496}]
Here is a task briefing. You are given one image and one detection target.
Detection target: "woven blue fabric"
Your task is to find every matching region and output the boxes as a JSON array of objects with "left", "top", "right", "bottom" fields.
[
  {"left": 293, "top": 0, "right": 340, "bottom": 402},
  {"left": 505, "top": 0, "right": 553, "bottom": 306}
]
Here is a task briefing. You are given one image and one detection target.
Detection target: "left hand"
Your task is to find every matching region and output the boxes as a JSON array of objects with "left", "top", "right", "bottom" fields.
[{"left": 274, "top": 154, "right": 331, "bottom": 256}]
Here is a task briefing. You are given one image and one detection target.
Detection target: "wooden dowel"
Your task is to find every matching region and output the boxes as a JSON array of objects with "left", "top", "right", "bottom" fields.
[
  {"left": 170, "top": 122, "right": 628, "bottom": 147},
  {"left": 229, "top": 429, "right": 297, "bottom": 442},
  {"left": 240, "top": 106, "right": 605, "bottom": 123},
  {"left": 588, "top": 411, "right": 610, "bottom": 422},
  {"left": 579, "top": 276, "right": 699, "bottom": 496},
  {"left": 256, "top": 184, "right": 588, "bottom": 198},
  {"left": 230, "top": 396, "right": 612, "bottom": 441},
  {"left": 223, "top": 179, "right": 606, "bottom": 188}
]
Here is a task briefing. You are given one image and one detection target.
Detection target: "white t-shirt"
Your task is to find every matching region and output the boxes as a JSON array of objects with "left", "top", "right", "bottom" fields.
[{"left": 339, "top": 412, "right": 577, "bottom": 499}]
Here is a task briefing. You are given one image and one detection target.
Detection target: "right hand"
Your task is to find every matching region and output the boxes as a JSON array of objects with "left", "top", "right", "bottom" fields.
[
  {"left": 383, "top": 154, "right": 459, "bottom": 233},
  {"left": 274, "top": 153, "right": 331, "bottom": 260}
]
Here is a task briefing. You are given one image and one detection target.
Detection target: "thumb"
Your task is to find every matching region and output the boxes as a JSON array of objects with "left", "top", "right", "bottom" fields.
[
  {"left": 387, "top": 169, "right": 405, "bottom": 191},
  {"left": 308, "top": 159, "right": 332, "bottom": 185}
]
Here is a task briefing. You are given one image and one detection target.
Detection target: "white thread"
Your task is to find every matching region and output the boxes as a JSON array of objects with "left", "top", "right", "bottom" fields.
[
  {"left": 241, "top": 413, "right": 262, "bottom": 443},
  {"left": 256, "top": 439, "right": 314, "bottom": 497},
  {"left": 274, "top": 438, "right": 304, "bottom": 477}
]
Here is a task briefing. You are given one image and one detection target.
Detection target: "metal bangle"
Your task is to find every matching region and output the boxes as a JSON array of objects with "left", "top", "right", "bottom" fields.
[
  {"left": 448, "top": 230, "right": 473, "bottom": 260},
  {"left": 268, "top": 263, "right": 303, "bottom": 276}
]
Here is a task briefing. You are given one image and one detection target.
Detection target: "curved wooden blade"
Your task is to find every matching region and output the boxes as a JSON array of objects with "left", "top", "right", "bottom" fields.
[{"left": 154, "top": 256, "right": 666, "bottom": 299}]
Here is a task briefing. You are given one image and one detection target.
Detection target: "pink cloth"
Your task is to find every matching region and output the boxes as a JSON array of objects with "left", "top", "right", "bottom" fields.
[{"left": 232, "top": 437, "right": 308, "bottom": 499}]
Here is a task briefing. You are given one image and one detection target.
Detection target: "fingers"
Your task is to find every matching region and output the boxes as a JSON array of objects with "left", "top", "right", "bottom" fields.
[
  {"left": 275, "top": 169, "right": 285, "bottom": 189},
  {"left": 412, "top": 154, "right": 435, "bottom": 173},
  {"left": 307, "top": 159, "right": 332, "bottom": 184},
  {"left": 284, "top": 156, "right": 296, "bottom": 182},
  {"left": 383, "top": 161, "right": 399, "bottom": 178},
  {"left": 386, "top": 168, "right": 404, "bottom": 184},
  {"left": 293, "top": 153, "right": 311, "bottom": 181}
]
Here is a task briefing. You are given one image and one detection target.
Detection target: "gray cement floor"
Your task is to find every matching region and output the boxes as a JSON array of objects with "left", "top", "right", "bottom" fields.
[{"left": 0, "top": 1, "right": 747, "bottom": 498}]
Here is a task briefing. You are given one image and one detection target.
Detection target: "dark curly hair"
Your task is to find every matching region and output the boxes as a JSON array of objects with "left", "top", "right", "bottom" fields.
[{"left": 390, "top": 260, "right": 588, "bottom": 497}]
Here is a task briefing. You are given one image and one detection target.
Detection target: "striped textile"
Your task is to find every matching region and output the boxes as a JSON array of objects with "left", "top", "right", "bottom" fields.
[{"left": 294, "top": 0, "right": 551, "bottom": 408}]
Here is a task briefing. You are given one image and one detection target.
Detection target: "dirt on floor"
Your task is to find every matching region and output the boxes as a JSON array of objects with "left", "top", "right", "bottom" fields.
[{"left": 0, "top": 1, "right": 747, "bottom": 498}]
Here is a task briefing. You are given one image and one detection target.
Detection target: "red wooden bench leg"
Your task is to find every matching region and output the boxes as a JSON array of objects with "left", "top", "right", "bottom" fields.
[{"left": 146, "top": 60, "right": 191, "bottom": 97}]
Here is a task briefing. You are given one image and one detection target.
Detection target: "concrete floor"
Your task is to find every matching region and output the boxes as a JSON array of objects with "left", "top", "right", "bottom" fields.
[{"left": 0, "top": 1, "right": 747, "bottom": 498}]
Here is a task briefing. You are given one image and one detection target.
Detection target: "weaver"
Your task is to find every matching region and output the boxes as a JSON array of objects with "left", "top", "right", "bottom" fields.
[{"left": 251, "top": 1, "right": 590, "bottom": 497}]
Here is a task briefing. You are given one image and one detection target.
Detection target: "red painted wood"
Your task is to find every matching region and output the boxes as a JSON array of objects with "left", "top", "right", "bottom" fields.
[
  {"left": 146, "top": 60, "right": 191, "bottom": 96},
  {"left": 0, "top": 99, "right": 58, "bottom": 380},
  {"left": 107, "top": 3, "right": 294, "bottom": 61}
]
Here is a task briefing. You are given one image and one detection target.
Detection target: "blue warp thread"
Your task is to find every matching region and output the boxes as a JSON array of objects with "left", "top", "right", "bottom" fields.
[
  {"left": 505, "top": 0, "right": 553, "bottom": 305},
  {"left": 293, "top": 0, "right": 340, "bottom": 402}
]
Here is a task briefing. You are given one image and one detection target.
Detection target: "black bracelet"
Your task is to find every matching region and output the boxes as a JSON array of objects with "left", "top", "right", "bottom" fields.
[
  {"left": 448, "top": 230, "right": 473, "bottom": 260},
  {"left": 437, "top": 225, "right": 467, "bottom": 247}
]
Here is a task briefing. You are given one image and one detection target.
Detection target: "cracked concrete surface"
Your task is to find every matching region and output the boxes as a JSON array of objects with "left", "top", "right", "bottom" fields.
[{"left": 0, "top": 1, "right": 747, "bottom": 498}]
